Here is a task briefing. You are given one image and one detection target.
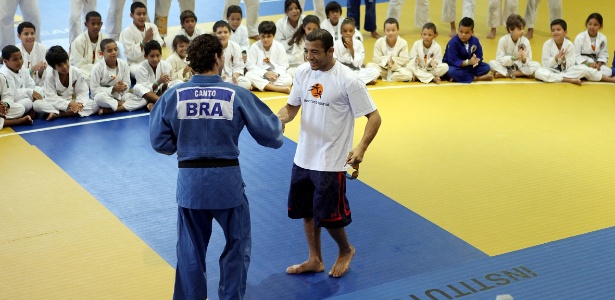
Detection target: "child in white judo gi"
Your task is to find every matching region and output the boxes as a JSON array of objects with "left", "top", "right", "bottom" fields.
[
  {"left": 408, "top": 22, "right": 449, "bottom": 84},
  {"left": 287, "top": 15, "right": 320, "bottom": 78},
  {"left": 366, "top": 18, "right": 412, "bottom": 82},
  {"left": 1, "top": 45, "right": 44, "bottom": 120},
  {"left": 0, "top": 73, "right": 33, "bottom": 128},
  {"left": 489, "top": 14, "right": 540, "bottom": 79},
  {"left": 213, "top": 21, "right": 251, "bottom": 90},
  {"left": 33, "top": 46, "right": 98, "bottom": 120},
  {"left": 333, "top": 18, "right": 379, "bottom": 85},
  {"left": 153, "top": 0, "right": 195, "bottom": 45},
  {"left": 534, "top": 19, "right": 585, "bottom": 85},
  {"left": 166, "top": 35, "right": 192, "bottom": 83},
  {"left": 69, "top": 0, "right": 98, "bottom": 44},
  {"left": 276, "top": 0, "right": 305, "bottom": 55},
  {"left": 91, "top": 39, "right": 147, "bottom": 115},
  {"left": 574, "top": 13, "right": 612, "bottom": 77},
  {"left": 245, "top": 21, "right": 293, "bottom": 94},
  {"left": 175, "top": 9, "right": 203, "bottom": 42},
  {"left": 226, "top": 5, "right": 250, "bottom": 62},
  {"left": 70, "top": 11, "right": 108, "bottom": 82},
  {"left": 133, "top": 40, "right": 181, "bottom": 106},
  {"left": 16, "top": 22, "right": 47, "bottom": 87},
  {"left": 120, "top": 1, "right": 164, "bottom": 77}
]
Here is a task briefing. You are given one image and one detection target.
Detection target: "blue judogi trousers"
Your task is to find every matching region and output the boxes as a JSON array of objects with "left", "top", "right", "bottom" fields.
[
  {"left": 347, "top": 0, "right": 377, "bottom": 32},
  {"left": 447, "top": 62, "right": 491, "bottom": 83}
]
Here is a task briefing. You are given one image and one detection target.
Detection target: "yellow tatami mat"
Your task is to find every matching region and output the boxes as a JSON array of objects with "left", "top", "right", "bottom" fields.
[
  {"left": 0, "top": 135, "right": 174, "bottom": 299},
  {"left": 266, "top": 81, "right": 615, "bottom": 256}
]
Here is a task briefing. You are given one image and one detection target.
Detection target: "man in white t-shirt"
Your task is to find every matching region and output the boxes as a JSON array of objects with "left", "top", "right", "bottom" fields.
[{"left": 277, "top": 28, "right": 381, "bottom": 278}]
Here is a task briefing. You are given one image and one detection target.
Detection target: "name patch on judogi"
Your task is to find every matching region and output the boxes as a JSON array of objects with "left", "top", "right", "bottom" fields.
[{"left": 176, "top": 87, "right": 235, "bottom": 120}]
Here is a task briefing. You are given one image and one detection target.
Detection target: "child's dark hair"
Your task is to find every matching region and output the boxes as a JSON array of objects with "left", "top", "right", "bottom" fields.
[
  {"left": 172, "top": 35, "right": 190, "bottom": 50},
  {"left": 45, "top": 46, "right": 69, "bottom": 68},
  {"left": 325, "top": 1, "right": 342, "bottom": 17},
  {"left": 459, "top": 17, "right": 474, "bottom": 30},
  {"left": 384, "top": 18, "right": 399, "bottom": 29},
  {"left": 506, "top": 14, "right": 526, "bottom": 32},
  {"left": 306, "top": 28, "right": 334, "bottom": 52},
  {"left": 550, "top": 19, "right": 567, "bottom": 31},
  {"left": 284, "top": 0, "right": 302, "bottom": 14},
  {"left": 226, "top": 5, "right": 242, "bottom": 19},
  {"left": 100, "top": 38, "right": 116, "bottom": 51},
  {"left": 585, "top": 13, "right": 603, "bottom": 28},
  {"left": 213, "top": 20, "right": 232, "bottom": 33},
  {"left": 180, "top": 10, "right": 197, "bottom": 24},
  {"left": 258, "top": 21, "right": 276, "bottom": 35},
  {"left": 2, "top": 45, "right": 21, "bottom": 62},
  {"left": 17, "top": 22, "right": 36, "bottom": 35},
  {"left": 289, "top": 15, "right": 320, "bottom": 46},
  {"left": 144, "top": 40, "right": 162, "bottom": 55},
  {"left": 187, "top": 34, "right": 223, "bottom": 73},
  {"left": 422, "top": 22, "right": 437, "bottom": 34},
  {"left": 130, "top": 1, "right": 147, "bottom": 14},
  {"left": 85, "top": 11, "right": 102, "bottom": 22},
  {"left": 341, "top": 18, "right": 355, "bottom": 29}
]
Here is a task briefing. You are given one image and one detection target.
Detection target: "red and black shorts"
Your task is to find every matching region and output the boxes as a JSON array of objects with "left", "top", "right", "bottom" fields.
[{"left": 287, "top": 164, "right": 352, "bottom": 228}]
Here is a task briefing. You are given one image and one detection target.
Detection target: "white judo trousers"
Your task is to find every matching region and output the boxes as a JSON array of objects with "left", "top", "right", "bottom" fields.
[
  {"left": 105, "top": 0, "right": 147, "bottom": 41},
  {"left": 387, "top": 0, "right": 430, "bottom": 29},
  {"left": 153, "top": 0, "right": 195, "bottom": 37},
  {"left": 223, "top": 0, "right": 260, "bottom": 37},
  {"left": 298, "top": 0, "right": 325, "bottom": 24},
  {"left": 442, "top": 0, "right": 475, "bottom": 23},
  {"left": 487, "top": 0, "right": 518, "bottom": 28},
  {"left": 69, "top": 0, "right": 98, "bottom": 44},
  {"left": 0, "top": 0, "right": 41, "bottom": 50},
  {"left": 524, "top": 0, "right": 562, "bottom": 28}
]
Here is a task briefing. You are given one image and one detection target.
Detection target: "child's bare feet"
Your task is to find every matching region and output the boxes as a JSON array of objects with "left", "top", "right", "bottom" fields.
[
  {"left": 494, "top": 72, "right": 506, "bottom": 79},
  {"left": 432, "top": 76, "right": 441, "bottom": 84},
  {"left": 563, "top": 78, "right": 582, "bottom": 85},
  {"left": 286, "top": 259, "right": 325, "bottom": 275},
  {"left": 474, "top": 74, "right": 494, "bottom": 81},
  {"left": 147, "top": 103, "right": 155, "bottom": 111},
  {"left": 98, "top": 108, "right": 114, "bottom": 115},
  {"left": 328, "top": 244, "right": 355, "bottom": 278},
  {"left": 46, "top": 113, "right": 58, "bottom": 121}
]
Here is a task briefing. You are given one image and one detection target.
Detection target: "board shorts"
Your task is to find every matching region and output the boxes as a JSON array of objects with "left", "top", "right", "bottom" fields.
[{"left": 287, "top": 164, "right": 352, "bottom": 228}]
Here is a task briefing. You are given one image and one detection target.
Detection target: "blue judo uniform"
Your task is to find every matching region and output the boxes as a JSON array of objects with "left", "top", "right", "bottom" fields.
[
  {"left": 443, "top": 35, "right": 491, "bottom": 83},
  {"left": 149, "top": 74, "right": 283, "bottom": 300}
]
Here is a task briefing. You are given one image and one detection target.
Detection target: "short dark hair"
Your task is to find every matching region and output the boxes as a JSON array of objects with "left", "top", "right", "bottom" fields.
[
  {"left": 258, "top": 21, "right": 276, "bottom": 35},
  {"left": 284, "top": 0, "right": 302, "bottom": 14},
  {"left": 306, "top": 28, "right": 333, "bottom": 52},
  {"left": 2, "top": 45, "right": 21, "bottom": 62},
  {"left": 213, "top": 20, "right": 232, "bottom": 33},
  {"left": 187, "top": 34, "right": 223, "bottom": 74},
  {"left": 85, "top": 11, "right": 102, "bottom": 22},
  {"left": 226, "top": 5, "right": 242, "bottom": 19},
  {"left": 99, "top": 38, "right": 116, "bottom": 51},
  {"left": 585, "top": 13, "right": 603, "bottom": 28},
  {"left": 325, "top": 1, "right": 342, "bottom": 17},
  {"left": 341, "top": 18, "right": 355, "bottom": 29},
  {"left": 130, "top": 1, "right": 147, "bottom": 14},
  {"left": 17, "top": 21, "right": 36, "bottom": 35},
  {"left": 180, "top": 10, "right": 197, "bottom": 24},
  {"left": 550, "top": 19, "right": 567, "bottom": 31},
  {"left": 422, "top": 22, "right": 437, "bottom": 34},
  {"left": 459, "top": 17, "right": 474, "bottom": 30},
  {"left": 172, "top": 35, "right": 190, "bottom": 50},
  {"left": 144, "top": 40, "right": 162, "bottom": 55},
  {"left": 505, "top": 14, "right": 524, "bottom": 32},
  {"left": 45, "top": 46, "right": 69, "bottom": 68},
  {"left": 384, "top": 18, "right": 399, "bottom": 29}
]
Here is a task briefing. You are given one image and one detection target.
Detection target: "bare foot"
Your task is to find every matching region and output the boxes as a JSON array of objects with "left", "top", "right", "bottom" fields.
[
  {"left": 286, "top": 260, "right": 325, "bottom": 275},
  {"left": 432, "top": 76, "right": 441, "bottom": 84},
  {"left": 487, "top": 28, "right": 496, "bottom": 39},
  {"left": 370, "top": 31, "right": 381, "bottom": 39},
  {"left": 328, "top": 244, "right": 355, "bottom": 278},
  {"left": 147, "top": 103, "right": 155, "bottom": 111},
  {"left": 366, "top": 79, "right": 377, "bottom": 85},
  {"left": 46, "top": 113, "right": 58, "bottom": 121},
  {"left": 411, "top": 76, "right": 418, "bottom": 82},
  {"left": 525, "top": 28, "right": 534, "bottom": 39},
  {"left": 493, "top": 72, "right": 506, "bottom": 79},
  {"left": 281, "top": 87, "right": 291, "bottom": 94},
  {"left": 475, "top": 74, "right": 494, "bottom": 81},
  {"left": 563, "top": 78, "right": 582, "bottom": 85}
]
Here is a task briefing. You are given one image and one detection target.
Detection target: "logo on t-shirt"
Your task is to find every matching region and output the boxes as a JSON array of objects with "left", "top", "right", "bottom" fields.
[{"left": 309, "top": 83, "right": 323, "bottom": 98}]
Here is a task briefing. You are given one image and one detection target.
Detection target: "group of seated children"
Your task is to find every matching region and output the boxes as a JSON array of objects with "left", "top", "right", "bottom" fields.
[{"left": 3, "top": 1, "right": 615, "bottom": 130}]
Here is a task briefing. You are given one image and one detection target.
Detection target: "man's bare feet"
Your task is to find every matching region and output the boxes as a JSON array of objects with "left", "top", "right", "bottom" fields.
[
  {"left": 487, "top": 28, "right": 496, "bottom": 39},
  {"left": 474, "top": 74, "right": 494, "bottom": 81},
  {"left": 525, "top": 28, "right": 534, "bottom": 39},
  {"left": 249, "top": 35, "right": 260, "bottom": 41},
  {"left": 328, "top": 244, "right": 355, "bottom": 278},
  {"left": 286, "top": 259, "right": 325, "bottom": 275},
  {"left": 370, "top": 31, "right": 381, "bottom": 39},
  {"left": 46, "top": 113, "right": 58, "bottom": 121},
  {"left": 563, "top": 78, "right": 582, "bottom": 85}
]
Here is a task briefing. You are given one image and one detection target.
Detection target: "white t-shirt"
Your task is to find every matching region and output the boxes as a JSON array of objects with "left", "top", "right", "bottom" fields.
[{"left": 288, "top": 61, "right": 377, "bottom": 172}]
